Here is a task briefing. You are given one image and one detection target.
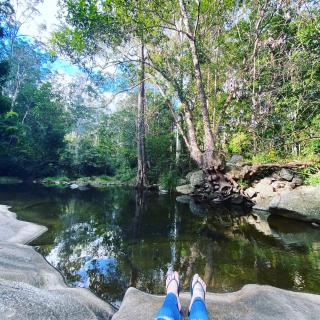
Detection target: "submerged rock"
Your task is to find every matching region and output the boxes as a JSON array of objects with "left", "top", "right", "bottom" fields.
[
  {"left": 269, "top": 185, "right": 320, "bottom": 223},
  {"left": 176, "top": 195, "right": 205, "bottom": 215},
  {"left": 176, "top": 195, "right": 193, "bottom": 204},
  {"left": 113, "top": 286, "right": 320, "bottom": 320}
]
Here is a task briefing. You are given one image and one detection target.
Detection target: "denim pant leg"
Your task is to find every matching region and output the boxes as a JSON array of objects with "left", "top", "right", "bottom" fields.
[
  {"left": 154, "top": 292, "right": 181, "bottom": 320},
  {"left": 188, "top": 297, "right": 209, "bottom": 320}
]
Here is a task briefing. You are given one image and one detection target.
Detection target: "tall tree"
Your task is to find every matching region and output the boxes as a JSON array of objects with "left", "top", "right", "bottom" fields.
[
  {"left": 136, "top": 41, "right": 148, "bottom": 187},
  {"left": 53, "top": 0, "right": 150, "bottom": 187}
]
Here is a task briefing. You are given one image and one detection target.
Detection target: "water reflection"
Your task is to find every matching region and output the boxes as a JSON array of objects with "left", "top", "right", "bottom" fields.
[{"left": 0, "top": 184, "right": 319, "bottom": 307}]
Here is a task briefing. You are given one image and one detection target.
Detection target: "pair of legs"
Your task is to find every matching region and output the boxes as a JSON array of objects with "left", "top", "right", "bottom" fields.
[{"left": 155, "top": 271, "right": 209, "bottom": 320}]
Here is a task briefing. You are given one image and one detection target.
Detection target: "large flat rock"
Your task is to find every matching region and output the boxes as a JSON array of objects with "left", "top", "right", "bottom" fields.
[
  {"left": 0, "top": 205, "right": 115, "bottom": 320},
  {"left": 113, "top": 286, "right": 320, "bottom": 320},
  {"left": 0, "top": 242, "right": 115, "bottom": 319},
  {"left": 0, "top": 205, "right": 47, "bottom": 244},
  {"left": 269, "top": 186, "right": 320, "bottom": 223},
  {"left": 0, "top": 279, "right": 106, "bottom": 320}
]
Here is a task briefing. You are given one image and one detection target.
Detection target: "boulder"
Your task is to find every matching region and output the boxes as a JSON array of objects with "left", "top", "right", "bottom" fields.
[
  {"left": 0, "top": 243, "right": 115, "bottom": 320},
  {"left": 70, "top": 183, "right": 79, "bottom": 189},
  {"left": 279, "top": 168, "right": 293, "bottom": 181},
  {"left": 253, "top": 195, "right": 275, "bottom": 211},
  {"left": 271, "top": 180, "right": 287, "bottom": 191},
  {"left": 251, "top": 178, "right": 278, "bottom": 211},
  {"left": 189, "top": 170, "right": 205, "bottom": 188},
  {"left": 244, "top": 187, "right": 257, "bottom": 198},
  {"left": 113, "top": 286, "right": 320, "bottom": 320},
  {"left": 253, "top": 179, "right": 274, "bottom": 195},
  {"left": 292, "top": 176, "right": 303, "bottom": 187},
  {"left": 176, "top": 184, "right": 194, "bottom": 195},
  {"left": 0, "top": 205, "right": 47, "bottom": 244},
  {"left": 185, "top": 171, "right": 194, "bottom": 183},
  {"left": 269, "top": 185, "right": 320, "bottom": 223},
  {"left": 177, "top": 178, "right": 187, "bottom": 186},
  {"left": 228, "top": 154, "right": 244, "bottom": 165},
  {"left": 0, "top": 205, "right": 115, "bottom": 320}
]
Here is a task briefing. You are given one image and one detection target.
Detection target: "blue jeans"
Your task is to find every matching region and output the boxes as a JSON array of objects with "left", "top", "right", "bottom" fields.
[{"left": 155, "top": 293, "right": 208, "bottom": 320}]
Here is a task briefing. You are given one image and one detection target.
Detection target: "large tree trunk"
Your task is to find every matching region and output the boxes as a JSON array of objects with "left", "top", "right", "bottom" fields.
[
  {"left": 136, "top": 42, "right": 148, "bottom": 188},
  {"left": 178, "top": 0, "right": 234, "bottom": 202},
  {"left": 178, "top": 0, "right": 225, "bottom": 175},
  {"left": 175, "top": 116, "right": 181, "bottom": 164},
  {"left": 178, "top": 0, "right": 215, "bottom": 157}
]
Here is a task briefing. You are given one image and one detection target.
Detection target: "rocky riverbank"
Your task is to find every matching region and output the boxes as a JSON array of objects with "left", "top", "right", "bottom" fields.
[
  {"left": 0, "top": 205, "right": 115, "bottom": 320},
  {"left": 176, "top": 157, "right": 320, "bottom": 224},
  {"left": 113, "top": 286, "right": 320, "bottom": 320}
]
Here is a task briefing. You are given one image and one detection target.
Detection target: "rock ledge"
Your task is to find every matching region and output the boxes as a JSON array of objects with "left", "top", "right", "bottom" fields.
[
  {"left": 113, "top": 286, "right": 320, "bottom": 320},
  {"left": 0, "top": 205, "right": 115, "bottom": 320}
]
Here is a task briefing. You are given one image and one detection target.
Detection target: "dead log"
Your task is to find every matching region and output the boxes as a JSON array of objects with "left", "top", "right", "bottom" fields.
[{"left": 239, "top": 161, "right": 314, "bottom": 180}]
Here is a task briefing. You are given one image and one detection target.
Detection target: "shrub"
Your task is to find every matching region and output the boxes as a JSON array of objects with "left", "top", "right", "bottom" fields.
[
  {"left": 252, "top": 150, "right": 278, "bottom": 163},
  {"left": 228, "top": 132, "right": 250, "bottom": 154},
  {"left": 159, "top": 171, "right": 179, "bottom": 191},
  {"left": 42, "top": 176, "right": 70, "bottom": 184},
  {"left": 305, "top": 172, "right": 320, "bottom": 185}
]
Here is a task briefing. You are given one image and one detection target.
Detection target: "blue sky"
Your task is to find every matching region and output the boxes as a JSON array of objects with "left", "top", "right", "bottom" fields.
[
  {"left": 49, "top": 59, "right": 80, "bottom": 75},
  {"left": 14, "top": 0, "right": 131, "bottom": 110}
]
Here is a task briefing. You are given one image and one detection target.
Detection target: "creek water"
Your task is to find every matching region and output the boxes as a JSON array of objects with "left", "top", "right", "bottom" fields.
[{"left": 1, "top": 183, "right": 320, "bottom": 308}]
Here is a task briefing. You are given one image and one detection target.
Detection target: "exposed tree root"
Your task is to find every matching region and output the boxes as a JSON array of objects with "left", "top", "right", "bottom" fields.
[{"left": 201, "top": 161, "right": 314, "bottom": 204}]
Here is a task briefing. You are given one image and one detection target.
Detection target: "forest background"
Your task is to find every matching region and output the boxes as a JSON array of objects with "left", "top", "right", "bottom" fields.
[{"left": 0, "top": 0, "right": 319, "bottom": 190}]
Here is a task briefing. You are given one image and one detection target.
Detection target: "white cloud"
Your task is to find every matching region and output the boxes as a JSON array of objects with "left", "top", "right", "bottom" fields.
[
  {"left": 102, "top": 91, "right": 128, "bottom": 112},
  {"left": 15, "top": 0, "right": 59, "bottom": 42}
]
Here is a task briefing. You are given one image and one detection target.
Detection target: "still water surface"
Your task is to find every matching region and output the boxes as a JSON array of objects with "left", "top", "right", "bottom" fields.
[{"left": 0, "top": 184, "right": 320, "bottom": 307}]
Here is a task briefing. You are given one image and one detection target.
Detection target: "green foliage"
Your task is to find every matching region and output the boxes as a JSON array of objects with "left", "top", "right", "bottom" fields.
[
  {"left": 305, "top": 172, "right": 320, "bottom": 186},
  {"left": 295, "top": 165, "right": 320, "bottom": 184},
  {"left": 42, "top": 176, "right": 70, "bottom": 185},
  {"left": 159, "top": 170, "right": 179, "bottom": 191},
  {"left": 237, "top": 178, "right": 250, "bottom": 190},
  {"left": 228, "top": 132, "right": 250, "bottom": 154},
  {"left": 1, "top": 0, "right": 319, "bottom": 183},
  {"left": 251, "top": 150, "right": 278, "bottom": 164}
]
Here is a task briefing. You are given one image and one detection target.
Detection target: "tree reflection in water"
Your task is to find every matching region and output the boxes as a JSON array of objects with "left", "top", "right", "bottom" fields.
[{"left": 1, "top": 184, "right": 319, "bottom": 307}]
